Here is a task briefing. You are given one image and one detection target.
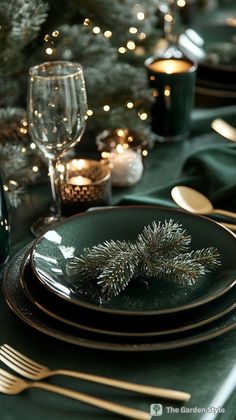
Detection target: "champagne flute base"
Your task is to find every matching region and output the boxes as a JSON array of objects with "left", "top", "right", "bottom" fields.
[{"left": 30, "top": 214, "right": 65, "bottom": 238}]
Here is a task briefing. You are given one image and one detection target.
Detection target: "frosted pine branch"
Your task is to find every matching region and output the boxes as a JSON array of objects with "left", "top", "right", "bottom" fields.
[{"left": 67, "top": 220, "right": 221, "bottom": 301}]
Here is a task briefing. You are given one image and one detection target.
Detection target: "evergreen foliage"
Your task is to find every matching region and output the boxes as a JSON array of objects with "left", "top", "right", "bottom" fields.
[{"left": 67, "top": 220, "right": 221, "bottom": 301}]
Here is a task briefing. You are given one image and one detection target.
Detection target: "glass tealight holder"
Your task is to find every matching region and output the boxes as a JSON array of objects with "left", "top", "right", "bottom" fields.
[
  {"left": 96, "top": 129, "right": 149, "bottom": 187},
  {"left": 59, "top": 159, "right": 112, "bottom": 216}
]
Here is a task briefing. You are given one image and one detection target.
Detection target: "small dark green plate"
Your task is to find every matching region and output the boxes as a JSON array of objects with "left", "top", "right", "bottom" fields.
[{"left": 30, "top": 206, "right": 236, "bottom": 316}]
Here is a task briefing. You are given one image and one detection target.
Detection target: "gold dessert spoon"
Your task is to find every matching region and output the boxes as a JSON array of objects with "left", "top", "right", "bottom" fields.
[
  {"left": 211, "top": 119, "right": 236, "bottom": 142},
  {"left": 171, "top": 186, "right": 236, "bottom": 232}
]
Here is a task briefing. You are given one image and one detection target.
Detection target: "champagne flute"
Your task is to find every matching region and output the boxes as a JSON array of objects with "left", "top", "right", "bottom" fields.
[
  {"left": 28, "top": 61, "right": 87, "bottom": 237},
  {"left": 157, "top": 0, "right": 183, "bottom": 58}
]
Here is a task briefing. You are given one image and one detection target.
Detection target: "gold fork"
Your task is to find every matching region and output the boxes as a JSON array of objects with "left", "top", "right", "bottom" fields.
[
  {"left": 0, "top": 344, "right": 190, "bottom": 402},
  {"left": 0, "top": 368, "right": 150, "bottom": 420}
]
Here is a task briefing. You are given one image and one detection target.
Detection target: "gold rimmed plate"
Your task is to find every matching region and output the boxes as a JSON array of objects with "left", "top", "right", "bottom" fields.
[
  {"left": 20, "top": 250, "right": 236, "bottom": 338},
  {"left": 196, "top": 24, "right": 236, "bottom": 84},
  {"left": 3, "top": 244, "right": 236, "bottom": 352},
  {"left": 30, "top": 206, "right": 236, "bottom": 317}
]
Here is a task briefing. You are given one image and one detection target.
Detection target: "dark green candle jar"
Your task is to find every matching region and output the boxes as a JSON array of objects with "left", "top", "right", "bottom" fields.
[{"left": 145, "top": 57, "right": 197, "bottom": 142}]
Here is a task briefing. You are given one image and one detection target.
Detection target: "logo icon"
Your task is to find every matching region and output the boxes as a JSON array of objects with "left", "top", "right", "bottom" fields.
[{"left": 150, "top": 403, "right": 163, "bottom": 416}]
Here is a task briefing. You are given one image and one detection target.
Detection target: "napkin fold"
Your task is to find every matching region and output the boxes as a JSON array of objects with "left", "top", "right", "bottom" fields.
[
  {"left": 113, "top": 105, "right": 236, "bottom": 223},
  {"left": 183, "top": 143, "right": 236, "bottom": 207}
]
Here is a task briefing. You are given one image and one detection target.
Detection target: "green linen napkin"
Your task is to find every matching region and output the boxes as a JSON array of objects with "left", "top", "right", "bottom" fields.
[
  {"left": 183, "top": 143, "right": 236, "bottom": 208},
  {"left": 113, "top": 105, "right": 236, "bottom": 222}
]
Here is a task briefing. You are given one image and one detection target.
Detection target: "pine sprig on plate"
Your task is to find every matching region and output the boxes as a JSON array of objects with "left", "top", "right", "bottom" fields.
[{"left": 67, "top": 220, "right": 221, "bottom": 302}]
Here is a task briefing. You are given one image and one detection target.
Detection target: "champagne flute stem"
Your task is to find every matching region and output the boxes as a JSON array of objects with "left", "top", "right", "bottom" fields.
[
  {"left": 48, "top": 158, "right": 61, "bottom": 218},
  {"left": 164, "top": 0, "right": 179, "bottom": 44}
]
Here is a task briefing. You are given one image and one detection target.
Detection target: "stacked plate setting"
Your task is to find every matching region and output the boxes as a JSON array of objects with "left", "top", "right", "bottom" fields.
[
  {"left": 194, "top": 24, "right": 236, "bottom": 102},
  {"left": 3, "top": 206, "right": 236, "bottom": 351}
]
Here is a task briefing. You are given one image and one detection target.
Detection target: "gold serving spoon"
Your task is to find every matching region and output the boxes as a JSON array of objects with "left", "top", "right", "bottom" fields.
[
  {"left": 211, "top": 119, "right": 236, "bottom": 142},
  {"left": 171, "top": 186, "right": 236, "bottom": 232}
]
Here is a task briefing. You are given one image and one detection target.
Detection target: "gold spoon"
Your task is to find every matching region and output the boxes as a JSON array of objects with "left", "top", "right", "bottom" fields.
[
  {"left": 171, "top": 186, "right": 236, "bottom": 232},
  {"left": 211, "top": 119, "right": 236, "bottom": 142}
]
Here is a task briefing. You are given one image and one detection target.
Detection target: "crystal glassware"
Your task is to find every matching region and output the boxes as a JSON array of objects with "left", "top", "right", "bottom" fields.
[
  {"left": 157, "top": 0, "right": 183, "bottom": 59},
  {"left": 27, "top": 61, "right": 87, "bottom": 236}
]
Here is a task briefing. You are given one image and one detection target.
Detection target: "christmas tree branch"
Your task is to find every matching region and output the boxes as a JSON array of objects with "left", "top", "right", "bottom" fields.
[{"left": 67, "top": 220, "right": 221, "bottom": 302}]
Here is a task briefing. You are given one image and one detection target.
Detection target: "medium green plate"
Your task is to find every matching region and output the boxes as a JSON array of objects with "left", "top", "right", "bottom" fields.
[
  {"left": 21, "top": 251, "right": 236, "bottom": 338},
  {"left": 30, "top": 206, "right": 236, "bottom": 316},
  {"left": 3, "top": 244, "right": 236, "bottom": 352}
]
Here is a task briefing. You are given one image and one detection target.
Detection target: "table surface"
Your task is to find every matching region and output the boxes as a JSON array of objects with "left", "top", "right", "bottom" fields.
[
  {"left": 1, "top": 6, "right": 236, "bottom": 418},
  {"left": 1, "top": 103, "right": 236, "bottom": 420}
]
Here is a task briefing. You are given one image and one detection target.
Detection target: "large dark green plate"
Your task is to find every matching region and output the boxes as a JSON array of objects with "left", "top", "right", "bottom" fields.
[
  {"left": 21, "top": 250, "right": 236, "bottom": 338},
  {"left": 3, "top": 244, "right": 236, "bottom": 352},
  {"left": 30, "top": 206, "right": 236, "bottom": 316}
]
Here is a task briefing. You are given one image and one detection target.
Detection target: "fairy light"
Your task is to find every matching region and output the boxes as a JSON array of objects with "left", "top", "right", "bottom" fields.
[
  {"left": 138, "top": 32, "right": 146, "bottom": 40},
  {"left": 21, "top": 147, "right": 26, "bottom": 153},
  {"left": 30, "top": 142, "right": 36, "bottom": 150},
  {"left": 46, "top": 47, "right": 53, "bottom": 55},
  {"left": 126, "top": 101, "right": 134, "bottom": 109},
  {"left": 101, "top": 151, "right": 110, "bottom": 159},
  {"left": 93, "top": 26, "right": 101, "bottom": 34},
  {"left": 103, "top": 105, "right": 110, "bottom": 112},
  {"left": 9, "top": 180, "right": 18, "bottom": 187},
  {"left": 165, "top": 14, "right": 173, "bottom": 22},
  {"left": 44, "top": 34, "right": 50, "bottom": 42},
  {"left": 104, "top": 30, "right": 112, "bottom": 38},
  {"left": 129, "top": 27, "right": 138, "bottom": 34},
  {"left": 118, "top": 47, "right": 126, "bottom": 54},
  {"left": 117, "top": 129, "right": 125, "bottom": 137},
  {"left": 139, "top": 112, "right": 148, "bottom": 120},
  {"left": 137, "top": 12, "right": 145, "bottom": 21},
  {"left": 127, "top": 40, "right": 136, "bottom": 50},
  {"left": 87, "top": 109, "right": 93, "bottom": 116},
  {"left": 52, "top": 30, "right": 59, "bottom": 37},
  {"left": 32, "top": 166, "right": 39, "bottom": 173},
  {"left": 83, "top": 18, "right": 91, "bottom": 26},
  {"left": 177, "top": 0, "right": 186, "bottom": 6},
  {"left": 142, "top": 150, "right": 148, "bottom": 157},
  {"left": 20, "top": 128, "right": 27, "bottom": 134},
  {"left": 152, "top": 89, "right": 158, "bottom": 97}
]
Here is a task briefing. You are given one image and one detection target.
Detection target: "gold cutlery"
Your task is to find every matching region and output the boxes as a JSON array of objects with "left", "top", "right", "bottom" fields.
[
  {"left": 0, "top": 344, "right": 191, "bottom": 403},
  {"left": 211, "top": 119, "right": 236, "bottom": 142},
  {"left": 0, "top": 368, "right": 150, "bottom": 420},
  {"left": 171, "top": 186, "right": 236, "bottom": 232}
]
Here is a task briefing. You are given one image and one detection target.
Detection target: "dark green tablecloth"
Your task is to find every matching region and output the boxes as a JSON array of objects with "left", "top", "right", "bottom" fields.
[{"left": 1, "top": 104, "right": 236, "bottom": 420}]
